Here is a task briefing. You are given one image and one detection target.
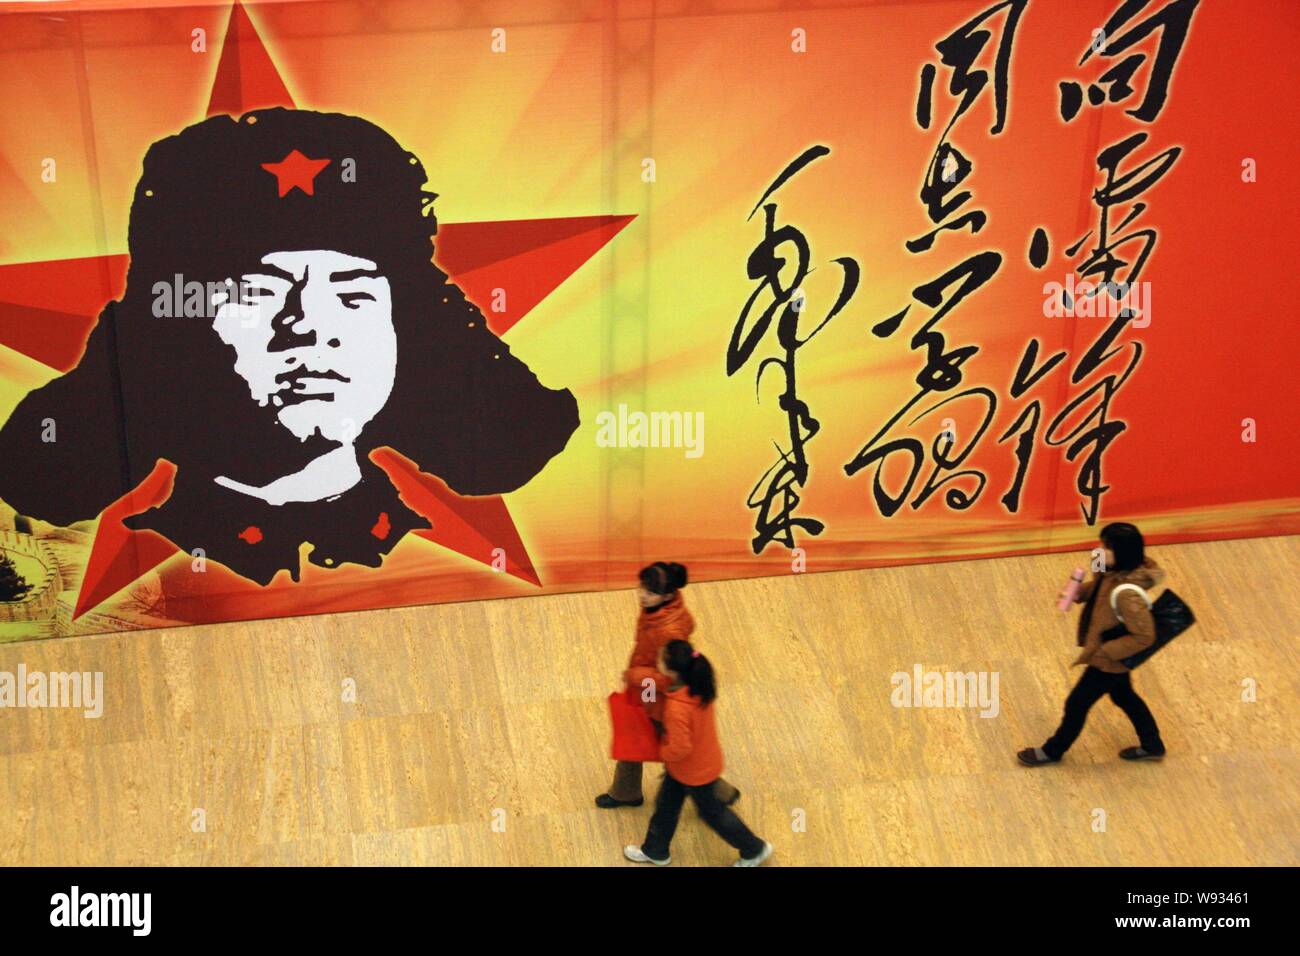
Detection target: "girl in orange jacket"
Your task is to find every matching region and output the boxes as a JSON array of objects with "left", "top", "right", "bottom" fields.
[
  {"left": 597, "top": 562, "right": 738, "bottom": 808},
  {"left": 623, "top": 640, "right": 772, "bottom": 867}
]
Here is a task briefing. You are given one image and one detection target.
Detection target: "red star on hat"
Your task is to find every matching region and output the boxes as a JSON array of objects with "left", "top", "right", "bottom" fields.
[{"left": 261, "top": 149, "right": 330, "bottom": 197}]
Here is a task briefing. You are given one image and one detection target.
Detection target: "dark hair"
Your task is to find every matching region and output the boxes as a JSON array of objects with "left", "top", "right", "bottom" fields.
[
  {"left": 1100, "top": 522, "right": 1145, "bottom": 573},
  {"left": 639, "top": 561, "right": 688, "bottom": 596},
  {"left": 663, "top": 639, "right": 715, "bottom": 705}
]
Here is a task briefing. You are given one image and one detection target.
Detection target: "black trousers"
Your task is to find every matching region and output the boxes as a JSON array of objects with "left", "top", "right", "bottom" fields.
[
  {"left": 641, "top": 772, "right": 764, "bottom": 862},
  {"left": 1043, "top": 665, "right": 1165, "bottom": 760}
]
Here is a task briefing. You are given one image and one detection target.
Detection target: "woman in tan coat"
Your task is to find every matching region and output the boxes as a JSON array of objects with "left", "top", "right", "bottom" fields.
[
  {"left": 596, "top": 562, "right": 739, "bottom": 808},
  {"left": 1018, "top": 523, "right": 1168, "bottom": 765}
]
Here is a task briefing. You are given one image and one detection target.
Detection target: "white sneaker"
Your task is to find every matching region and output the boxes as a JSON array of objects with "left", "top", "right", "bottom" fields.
[
  {"left": 624, "top": 844, "right": 670, "bottom": 866},
  {"left": 733, "top": 841, "right": 773, "bottom": 867}
]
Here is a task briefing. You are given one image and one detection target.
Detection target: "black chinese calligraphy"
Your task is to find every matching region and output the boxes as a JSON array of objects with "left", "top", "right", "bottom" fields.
[
  {"left": 1059, "top": 0, "right": 1202, "bottom": 124},
  {"left": 912, "top": 0, "right": 1028, "bottom": 253},
  {"left": 730, "top": 146, "right": 860, "bottom": 554},
  {"left": 845, "top": 252, "right": 1002, "bottom": 516}
]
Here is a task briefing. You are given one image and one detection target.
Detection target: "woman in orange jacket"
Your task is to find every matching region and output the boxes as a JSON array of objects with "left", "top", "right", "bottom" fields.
[
  {"left": 596, "top": 562, "right": 738, "bottom": 808},
  {"left": 623, "top": 640, "right": 772, "bottom": 867}
]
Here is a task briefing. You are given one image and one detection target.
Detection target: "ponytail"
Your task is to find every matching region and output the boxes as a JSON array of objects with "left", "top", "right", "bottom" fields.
[{"left": 663, "top": 639, "right": 716, "bottom": 705}]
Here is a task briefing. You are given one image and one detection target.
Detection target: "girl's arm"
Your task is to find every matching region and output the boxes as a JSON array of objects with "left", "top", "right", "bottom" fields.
[{"left": 1075, "top": 576, "right": 1098, "bottom": 604}]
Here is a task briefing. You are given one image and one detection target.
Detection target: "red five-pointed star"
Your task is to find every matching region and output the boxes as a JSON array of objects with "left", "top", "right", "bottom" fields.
[
  {"left": 0, "top": 1, "right": 635, "bottom": 620},
  {"left": 261, "top": 149, "right": 330, "bottom": 197}
]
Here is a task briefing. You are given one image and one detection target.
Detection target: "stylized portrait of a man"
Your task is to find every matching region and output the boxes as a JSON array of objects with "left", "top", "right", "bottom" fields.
[{"left": 0, "top": 108, "right": 579, "bottom": 585}]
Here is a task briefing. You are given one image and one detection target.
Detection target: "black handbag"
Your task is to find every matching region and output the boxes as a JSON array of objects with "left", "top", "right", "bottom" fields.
[{"left": 1102, "top": 583, "right": 1196, "bottom": 669}]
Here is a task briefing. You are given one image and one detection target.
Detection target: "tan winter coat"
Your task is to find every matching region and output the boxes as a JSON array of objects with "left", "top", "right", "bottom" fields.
[{"left": 1072, "top": 558, "right": 1165, "bottom": 674}]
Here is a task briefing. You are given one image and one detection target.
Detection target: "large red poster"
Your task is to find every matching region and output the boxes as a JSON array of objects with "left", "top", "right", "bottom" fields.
[{"left": 0, "top": 0, "right": 1295, "bottom": 641}]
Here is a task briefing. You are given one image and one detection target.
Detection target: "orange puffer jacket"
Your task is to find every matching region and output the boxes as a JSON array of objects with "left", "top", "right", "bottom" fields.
[
  {"left": 622, "top": 591, "right": 695, "bottom": 722},
  {"left": 660, "top": 686, "right": 724, "bottom": 786}
]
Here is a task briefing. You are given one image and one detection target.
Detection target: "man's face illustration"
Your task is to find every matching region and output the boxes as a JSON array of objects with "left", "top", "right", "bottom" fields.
[{"left": 211, "top": 249, "right": 397, "bottom": 445}]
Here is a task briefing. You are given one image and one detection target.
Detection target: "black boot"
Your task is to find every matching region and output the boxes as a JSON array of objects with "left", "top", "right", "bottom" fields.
[
  {"left": 1016, "top": 747, "right": 1060, "bottom": 767},
  {"left": 595, "top": 793, "right": 644, "bottom": 809},
  {"left": 1119, "top": 746, "right": 1165, "bottom": 761}
]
